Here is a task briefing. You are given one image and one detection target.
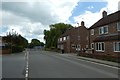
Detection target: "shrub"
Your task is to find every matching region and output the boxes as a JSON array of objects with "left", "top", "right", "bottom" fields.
[{"left": 12, "top": 45, "right": 24, "bottom": 53}]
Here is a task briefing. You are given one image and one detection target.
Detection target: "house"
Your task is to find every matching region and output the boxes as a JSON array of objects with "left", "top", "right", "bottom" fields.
[
  {"left": 88, "top": 10, "right": 120, "bottom": 56},
  {"left": 58, "top": 21, "right": 88, "bottom": 53},
  {"left": 0, "top": 36, "right": 11, "bottom": 54}
]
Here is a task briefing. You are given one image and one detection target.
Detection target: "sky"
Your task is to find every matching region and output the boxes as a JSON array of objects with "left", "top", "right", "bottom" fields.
[{"left": 0, "top": 0, "right": 120, "bottom": 43}]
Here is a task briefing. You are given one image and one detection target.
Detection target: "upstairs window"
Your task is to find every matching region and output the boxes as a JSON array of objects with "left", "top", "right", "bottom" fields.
[
  {"left": 60, "top": 38, "right": 62, "bottom": 41},
  {"left": 117, "top": 22, "right": 120, "bottom": 31},
  {"left": 63, "top": 37, "right": 66, "bottom": 41},
  {"left": 67, "top": 36, "right": 69, "bottom": 40},
  {"left": 91, "top": 29, "right": 94, "bottom": 35},
  {"left": 99, "top": 26, "right": 108, "bottom": 34}
]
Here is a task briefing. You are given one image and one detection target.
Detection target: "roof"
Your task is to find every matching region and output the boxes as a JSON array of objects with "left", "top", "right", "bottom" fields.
[
  {"left": 93, "top": 33, "right": 120, "bottom": 42},
  {"left": 89, "top": 10, "right": 120, "bottom": 29}
]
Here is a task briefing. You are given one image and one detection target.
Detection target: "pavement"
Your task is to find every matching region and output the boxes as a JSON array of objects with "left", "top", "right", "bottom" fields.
[{"left": 60, "top": 53, "right": 120, "bottom": 68}]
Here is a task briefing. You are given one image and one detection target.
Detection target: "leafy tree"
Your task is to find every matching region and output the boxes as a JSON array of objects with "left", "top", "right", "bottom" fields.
[
  {"left": 44, "top": 23, "right": 73, "bottom": 49},
  {"left": 2, "top": 33, "right": 28, "bottom": 53},
  {"left": 28, "top": 39, "right": 44, "bottom": 48}
]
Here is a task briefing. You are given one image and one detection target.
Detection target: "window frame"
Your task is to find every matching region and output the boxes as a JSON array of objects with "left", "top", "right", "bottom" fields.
[
  {"left": 91, "top": 43, "right": 94, "bottom": 49},
  {"left": 113, "top": 42, "right": 120, "bottom": 52},
  {"left": 95, "top": 42, "right": 105, "bottom": 52},
  {"left": 99, "top": 26, "right": 108, "bottom": 35},
  {"left": 63, "top": 37, "right": 66, "bottom": 41},
  {"left": 117, "top": 22, "right": 120, "bottom": 31},
  {"left": 60, "top": 38, "right": 62, "bottom": 41},
  {"left": 91, "top": 29, "right": 94, "bottom": 35}
]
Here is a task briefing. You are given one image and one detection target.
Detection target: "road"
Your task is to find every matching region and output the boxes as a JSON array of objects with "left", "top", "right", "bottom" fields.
[
  {"left": 2, "top": 52, "right": 25, "bottom": 78},
  {"left": 2, "top": 49, "right": 119, "bottom": 79}
]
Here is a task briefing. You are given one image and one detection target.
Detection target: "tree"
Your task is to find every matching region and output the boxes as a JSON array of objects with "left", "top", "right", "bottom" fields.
[
  {"left": 44, "top": 23, "right": 73, "bottom": 49},
  {"left": 2, "top": 33, "right": 28, "bottom": 53},
  {"left": 28, "top": 39, "right": 44, "bottom": 48}
]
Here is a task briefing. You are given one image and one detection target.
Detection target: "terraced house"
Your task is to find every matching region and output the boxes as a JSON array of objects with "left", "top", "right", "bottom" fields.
[
  {"left": 88, "top": 10, "right": 120, "bottom": 56},
  {"left": 58, "top": 21, "right": 88, "bottom": 53},
  {"left": 58, "top": 10, "right": 120, "bottom": 56}
]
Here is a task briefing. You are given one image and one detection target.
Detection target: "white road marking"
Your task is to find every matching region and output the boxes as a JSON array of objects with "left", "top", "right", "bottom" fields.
[
  {"left": 58, "top": 54, "right": 119, "bottom": 69},
  {"left": 77, "top": 58, "right": 120, "bottom": 69},
  {"left": 25, "top": 50, "right": 29, "bottom": 80}
]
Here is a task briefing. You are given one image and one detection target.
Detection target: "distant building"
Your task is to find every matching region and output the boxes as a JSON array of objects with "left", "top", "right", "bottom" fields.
[
  {"left": 58, "top": 21, "right": 88, "bottom": 53},
  {"left": 88, "top": 10, "right": 120, "bottom": 56},
  {"left": 0, "top": 36, "right": 11, "bottom": 54}
]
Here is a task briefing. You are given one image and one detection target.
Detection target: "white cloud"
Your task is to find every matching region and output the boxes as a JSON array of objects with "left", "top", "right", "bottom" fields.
[
  {"left": 87, "top": 6, "right": 94, "bottom": 9},
  {"left": 73, "top": 0, "right": 120, "bottom": 28},
  {"left": 1, "top": 0, "right": 80, "bottom": 42}
]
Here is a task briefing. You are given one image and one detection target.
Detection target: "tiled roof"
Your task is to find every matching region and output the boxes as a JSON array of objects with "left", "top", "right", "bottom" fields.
[
  {"left": 93, "top": 33, "right": 120, "bottom": 42},
  {"left": 89, "top": 10, "right": 120, "bottom": 29}
]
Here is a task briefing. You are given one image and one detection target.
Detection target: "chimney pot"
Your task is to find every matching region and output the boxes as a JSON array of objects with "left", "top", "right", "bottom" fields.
[
  {"left": 81, "top": 21, "right": 84, "bottom": 26},
  {"left": 102, "top": 11, "right": 107, "bottom": 18}
]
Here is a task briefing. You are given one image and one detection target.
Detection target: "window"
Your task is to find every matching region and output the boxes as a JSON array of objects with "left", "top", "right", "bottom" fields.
[
  {"left": 91, "top": 29, "right": 94, "bottom": 35},
  {"left": 95, "top": 42, "right": 105, "bottom": 51},
  {"left": 91, "top": 43, "right": 94, "bottom": 49},
  {"left": 67, "top": 36, "right": 69, "bottom": 40},
  {"left": 114, "top": 42, "right": 120, "bottom": 52},
  {"left": 63, "top": 37, "right": 66, "bottom": 41},
  {"left": 78, "top": 36, "right": 80, "bottom": 40},
  {"left": 60, "top": 38, "right": 62, "bottom": 41},
  {"left": 117, "top": 22, "right": 120, "bottom": 31},
  {"left": 71, "top": 44, "right": 75, "bottom": 49},
  {"left": 99, "top": 26, "right": 108, "bottom": 34}
]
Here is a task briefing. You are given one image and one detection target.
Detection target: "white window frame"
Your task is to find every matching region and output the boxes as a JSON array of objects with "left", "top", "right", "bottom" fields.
[
  {"left": 60, "top": 38, "right": 62, "bottom": 41},
  {"left": 95, "top": 42, "right": 105, "bottom": 52},
  {"left": 91, "top": 43, "right": 94, "bottom": 49},
  {"left": 91, "top": 29, "right": 94, "bottom": 35},
  {"left": 117, "top": 22, "right": 120, "bottom": 31},
  {"left": 99, "top": 26, "right": 108, "bottom": 35},
  {"left": 63, "top": 37, "right": 66, "bottom": 41},
  {"left": 113, "top": 42, "right": 120, "bottom": 52},
  {"left": 67, "top": 36, "right": 69, "bottom": 40}
]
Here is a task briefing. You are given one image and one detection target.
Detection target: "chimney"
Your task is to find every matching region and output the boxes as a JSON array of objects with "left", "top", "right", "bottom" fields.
[
  {"left": 102, "top": 11, "right": 107, "bottom": 18},
  {"left": 81, "top": 21, "right": 84, "bottom": 26}
]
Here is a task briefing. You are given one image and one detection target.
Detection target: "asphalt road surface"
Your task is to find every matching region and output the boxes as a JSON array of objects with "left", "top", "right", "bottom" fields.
[{"left": 2, "top": 49, "right": 119, "bottom": 79}]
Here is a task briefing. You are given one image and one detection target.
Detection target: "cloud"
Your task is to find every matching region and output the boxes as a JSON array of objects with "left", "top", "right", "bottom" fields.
[
  {"left": 74, "top": 11, "right": 102, "bottom": 28},
  {"left": 73, "top": 0, "right": 119, "bottom": 28},
  {"left": 1, "top": 0, "right": 80, "bottom": 42},
  {"left": 87, "top": 6, "right": 94, "bottom": 9}
]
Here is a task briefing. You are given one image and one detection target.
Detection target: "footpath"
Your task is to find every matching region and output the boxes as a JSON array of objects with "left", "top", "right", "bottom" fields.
[{"left": 62, "top": 53, "right": 120, "bottom": 68}]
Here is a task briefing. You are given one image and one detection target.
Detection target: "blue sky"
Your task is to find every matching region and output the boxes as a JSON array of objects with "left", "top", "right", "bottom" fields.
[
  {"left": 1, "top": 0, "right": 119, "bottom": 42},
  {"left": 69, "top": 2, "right": 107, "bottom": 23}
]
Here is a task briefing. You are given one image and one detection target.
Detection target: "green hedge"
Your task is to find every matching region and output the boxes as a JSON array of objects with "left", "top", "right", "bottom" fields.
[{"left": 12, "top": 45, "right": 24, "bottom": 53}]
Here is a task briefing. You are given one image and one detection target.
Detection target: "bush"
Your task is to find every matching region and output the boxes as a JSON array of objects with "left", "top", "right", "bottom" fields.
[{"left": 12, "top": 45, "right": 24, "bottom": 53}]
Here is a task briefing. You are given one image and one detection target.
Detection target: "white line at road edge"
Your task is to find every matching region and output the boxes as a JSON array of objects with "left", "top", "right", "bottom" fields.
[
  {"left": 50, "top": 54, "right": 118, "bottom": 78},
  {"left": 71, "top": 56, "right": 120, "bottom": 69}
]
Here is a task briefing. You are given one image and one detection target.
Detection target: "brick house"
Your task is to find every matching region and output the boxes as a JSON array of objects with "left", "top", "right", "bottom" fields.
[
  {"left": 58, "top": 21, "right": 88, "bottom": 53},
  {"left": 0, "top": 36, "right": 11, "bottom": 54},
  {"left": 88, "top": 10, "right": 120, "bottom": 56}
]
